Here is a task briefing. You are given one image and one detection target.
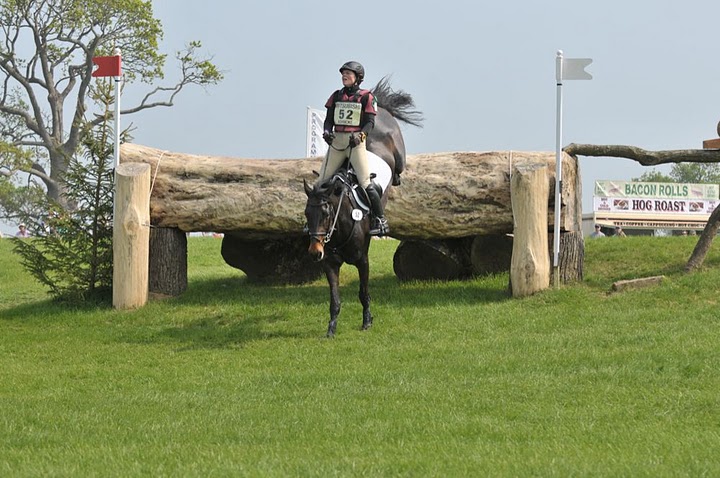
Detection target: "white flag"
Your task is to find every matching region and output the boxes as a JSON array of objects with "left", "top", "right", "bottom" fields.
[
  {"left": 306, "top": 107, "right": 328, "bottom": 157},
  {"left": 560, "top": 58, "right": 593, "bottom": 80}
]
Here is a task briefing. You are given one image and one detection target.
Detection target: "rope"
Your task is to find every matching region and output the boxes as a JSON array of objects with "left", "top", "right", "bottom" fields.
[
  {"left": 142, "top": 150, "right": 167, "bottom": 229},
  {"left": 150, "top": 150, "right": 167, "bottom": 197}
]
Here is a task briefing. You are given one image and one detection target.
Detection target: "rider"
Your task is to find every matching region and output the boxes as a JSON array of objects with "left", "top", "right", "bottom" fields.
[{"left": 319, "top": 61, "right": 389, "bottom": 236}]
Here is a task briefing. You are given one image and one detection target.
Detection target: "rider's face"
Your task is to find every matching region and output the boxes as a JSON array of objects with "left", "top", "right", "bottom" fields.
[{"left": 341, "top": 69, "right": 356, "bottom": 87}]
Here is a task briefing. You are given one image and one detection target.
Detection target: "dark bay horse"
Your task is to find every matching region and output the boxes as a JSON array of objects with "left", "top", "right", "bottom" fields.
[{"left": 304, "top": 78, "right": 422, "bottom": 337}]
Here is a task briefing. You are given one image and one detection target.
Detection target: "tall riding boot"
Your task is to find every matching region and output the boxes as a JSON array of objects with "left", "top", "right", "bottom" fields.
[{"left": 365, "top": 185, "right": 389, "bottom": 236}]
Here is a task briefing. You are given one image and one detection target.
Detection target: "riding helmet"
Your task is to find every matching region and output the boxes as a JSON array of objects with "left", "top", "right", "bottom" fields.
[{"left": 339, "top": 61, "right": 365, "bottom": 85}]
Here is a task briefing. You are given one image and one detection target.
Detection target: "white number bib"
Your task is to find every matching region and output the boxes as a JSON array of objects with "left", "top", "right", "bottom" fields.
[{"left": 334, "top": 102, "right": 362, "bottom": 126}]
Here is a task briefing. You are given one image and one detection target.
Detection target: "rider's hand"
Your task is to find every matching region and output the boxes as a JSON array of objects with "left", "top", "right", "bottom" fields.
[
  {"left": 349, "top": 132, "right": 363, "bottom": 147},
  {"left": 323, "top": 131, "right": 335, "bottom": 145}
]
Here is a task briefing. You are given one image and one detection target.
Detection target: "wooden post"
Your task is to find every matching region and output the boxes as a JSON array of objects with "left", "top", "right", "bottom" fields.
[
  {"left": 149, "top": 227, "right": 188, "bottom": 296},
  {"left": 113, "top": 163, "right": 150, "bottom": 309},
  {"left": 510, "top": 164, "right": 550, "bottom": 297}
]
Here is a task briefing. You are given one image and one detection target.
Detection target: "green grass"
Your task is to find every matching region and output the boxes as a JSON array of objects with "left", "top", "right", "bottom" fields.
[{"left": 2, "top": 236, "right": 720, "bottom": 476}]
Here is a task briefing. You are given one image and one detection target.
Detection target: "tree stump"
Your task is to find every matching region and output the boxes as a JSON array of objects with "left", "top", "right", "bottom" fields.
[
  {"left": 149, "top": 227, "right": 187, "bottom": 296},
  {"left": 549, "top": 231, "right": 584, "bottom": 284},
  {"left": 221, "top": 234, "right": 323, "bottom": 284},
  {"left": 393, "top": 238, "right": 474, "bottom": 281},
  {"left": 470, "top": 234, "right": 513, "bottom": 275}
]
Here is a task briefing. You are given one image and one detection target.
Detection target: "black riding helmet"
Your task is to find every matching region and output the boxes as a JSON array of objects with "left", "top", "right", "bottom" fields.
[{"left": 339, "top": 61, "right": 364, "bottom": 85}]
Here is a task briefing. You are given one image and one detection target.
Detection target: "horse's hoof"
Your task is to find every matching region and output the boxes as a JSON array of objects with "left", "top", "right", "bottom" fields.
[
  {"left": 362, "top": 322, "right": 373, "bottom": 331},
  {"left": 326, "top": 332, "right": 335, "bottom": 339}
]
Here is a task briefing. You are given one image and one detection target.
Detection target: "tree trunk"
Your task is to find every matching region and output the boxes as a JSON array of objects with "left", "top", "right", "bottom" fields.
[
  {"left": 119, "top": 144, "right": 582, "bottom": 240},
  {"left": 149, "top": 227, "right": 188, "bottom": 296},
  {"left": 685, "top": 204, "right": 720, "bottom": 272}
]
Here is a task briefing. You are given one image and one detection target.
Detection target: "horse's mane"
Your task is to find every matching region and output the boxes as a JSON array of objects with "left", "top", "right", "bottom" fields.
[{"left": 371, "top": 76, "right": 424, "bottom": 128}]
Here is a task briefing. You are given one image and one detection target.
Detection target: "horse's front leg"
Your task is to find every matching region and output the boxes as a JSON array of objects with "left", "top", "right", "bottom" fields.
[
  {"left": 357, "top": 256, "right": 372, "bottom": 330},
  {"left": 324, "top": 262, "right": 342, "bottom": 338}
]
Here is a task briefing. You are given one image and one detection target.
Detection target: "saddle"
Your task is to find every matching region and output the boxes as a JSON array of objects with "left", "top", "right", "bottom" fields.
[{"left": 331, "top": 166, "right": 373, "bottom": 214}]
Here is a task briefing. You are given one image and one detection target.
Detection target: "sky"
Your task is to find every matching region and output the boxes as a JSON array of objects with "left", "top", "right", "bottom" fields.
[{"left": 4, "top": 0, "right": 720, "bottom": 236}]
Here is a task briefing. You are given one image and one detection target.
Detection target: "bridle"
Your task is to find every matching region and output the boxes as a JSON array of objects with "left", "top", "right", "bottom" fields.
[
  {"left": 307, "top": 192, "right": 345, "bottom": 244},
  {"left": 306, "top": 176, "right": 360, "bottom": 249}
]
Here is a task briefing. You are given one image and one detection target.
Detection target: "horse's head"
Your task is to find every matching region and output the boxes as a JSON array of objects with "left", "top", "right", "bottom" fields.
[{"left": 304, "top": 177, "right": 343, "bottom": 262}]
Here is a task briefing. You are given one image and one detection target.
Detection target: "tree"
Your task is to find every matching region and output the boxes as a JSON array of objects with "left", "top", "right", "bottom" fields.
[
  {"left": 669, "top": 163, "right": 720, "bottom": 184},
  {"left": 633, "top": 169, "right": 673, "bottom": 183},
  {"left": 10, "top": 79, "right": 117, "bottom": 302},
  {"left": 0, "top": 0, "right": 222, "bottom": 214}
]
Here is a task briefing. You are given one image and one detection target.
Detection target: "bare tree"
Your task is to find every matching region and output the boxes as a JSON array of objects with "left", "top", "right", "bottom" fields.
[
  {"left": 0, "top": 0, "right": 222, "bottom": 207},
  {"left": 564, "top": 143, "right": 720, "bottom": 271}
]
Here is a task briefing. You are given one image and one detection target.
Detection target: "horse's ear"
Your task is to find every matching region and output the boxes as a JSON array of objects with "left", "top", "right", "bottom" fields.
[{"left": 303, "top": 178, "right": 313, "bottom": 196}]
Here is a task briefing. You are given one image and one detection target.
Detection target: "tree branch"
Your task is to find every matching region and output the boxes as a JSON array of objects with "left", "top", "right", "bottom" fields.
[{"left": 563, "top": 143, "right": 720, "bottom": 165}]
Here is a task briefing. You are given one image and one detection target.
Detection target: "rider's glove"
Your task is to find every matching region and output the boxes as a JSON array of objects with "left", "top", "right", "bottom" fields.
[
  {"left": 323, "top": 131, "right": 335, "bottom": 145},
  {"left": 349, "top": 132, "right": 365, "bottom": 147}
]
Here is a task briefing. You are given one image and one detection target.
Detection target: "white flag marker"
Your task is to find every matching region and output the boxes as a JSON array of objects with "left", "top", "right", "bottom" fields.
[{"left": 554, "top": 50, "right": 592, "bottom": 286}]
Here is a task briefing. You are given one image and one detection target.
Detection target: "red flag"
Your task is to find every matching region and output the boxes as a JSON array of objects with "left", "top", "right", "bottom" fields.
[{"left": 92, "top": 55, "right": 121, "bottom": 77}]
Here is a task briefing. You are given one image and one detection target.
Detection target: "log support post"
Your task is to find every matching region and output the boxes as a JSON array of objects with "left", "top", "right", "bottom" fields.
[
  {"left": 149, "top": 227, "right": 188, "bottom": 296},
  {"left": 113, "top": 163, "right": 151, "bottom": 309},
  {"left": 510, "top": 164, "right": 550, "bottom": 297}
]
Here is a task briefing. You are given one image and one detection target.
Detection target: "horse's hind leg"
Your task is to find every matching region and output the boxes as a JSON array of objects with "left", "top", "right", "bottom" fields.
[
  {"left": 325, "top": 263, "right": 341, "bottom": 338},
  {"left": 357, "top": 258, "right": 372, "bottom": 330}
]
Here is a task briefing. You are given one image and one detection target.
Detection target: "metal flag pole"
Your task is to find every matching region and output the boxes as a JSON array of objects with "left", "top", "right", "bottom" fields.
[
  {"left": 113, "top": 48, "right": 122, "bottom": 172},
  {"left": 553, "top": 50, "right": 564, "bottom": 288},
  {"left": 552, "top": 50, "right": 592, "bottom": 287}
]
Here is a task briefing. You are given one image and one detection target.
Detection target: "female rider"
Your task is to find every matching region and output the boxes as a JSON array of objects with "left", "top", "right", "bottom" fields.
[{"left": 319, "top": 61, "right": 388, "bottom": 236}]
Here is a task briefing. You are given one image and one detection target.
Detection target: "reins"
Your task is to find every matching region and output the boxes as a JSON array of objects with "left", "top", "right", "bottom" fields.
[{"left": 307, "top": 173, "right": 360, "bottom": 248}]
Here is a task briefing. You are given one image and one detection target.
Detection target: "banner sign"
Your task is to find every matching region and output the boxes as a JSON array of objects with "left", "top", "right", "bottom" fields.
[
  {"left": 594, "top": 180, "right": 719, "bottom": 200},
  {"left": 306, "top": 107, "right": 328, "bottom": 158},
  {"left": 594, "top": 181, "right": 719, "bottom": 216}
]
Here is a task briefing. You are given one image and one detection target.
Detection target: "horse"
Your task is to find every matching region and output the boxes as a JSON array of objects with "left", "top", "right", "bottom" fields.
[{"left": 303, "top": 78, "right": 422, "bottom": 337}]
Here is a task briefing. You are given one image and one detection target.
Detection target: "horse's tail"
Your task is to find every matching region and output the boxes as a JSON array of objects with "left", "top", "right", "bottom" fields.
[{"left": 371, "top": 76, "right": 424, "bottom": 128}]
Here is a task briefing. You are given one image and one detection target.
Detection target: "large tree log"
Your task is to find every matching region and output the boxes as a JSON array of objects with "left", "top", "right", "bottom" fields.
[{"left": 120, "top": 144, "right": 582, "bottom": 240}]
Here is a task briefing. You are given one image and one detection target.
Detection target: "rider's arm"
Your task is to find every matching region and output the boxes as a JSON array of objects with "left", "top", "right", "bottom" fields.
[{"left": 359, "top": 93, "right": 376, "bottom": 137}]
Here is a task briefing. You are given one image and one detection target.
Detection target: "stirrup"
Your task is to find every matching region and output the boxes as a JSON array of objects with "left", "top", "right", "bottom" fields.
[{"left": 369, "top": 217, "right": 389, "bottom": 236}]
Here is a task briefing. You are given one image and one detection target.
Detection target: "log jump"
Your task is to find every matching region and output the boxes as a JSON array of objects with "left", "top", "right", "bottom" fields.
[{"left": 119, "top": 143, "right": 583, "bottom": 290}]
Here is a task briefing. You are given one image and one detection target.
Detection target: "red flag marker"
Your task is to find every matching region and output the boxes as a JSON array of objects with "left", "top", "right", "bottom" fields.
[{"left": 92, "top": 55, "right": 122, "bottom": 77}]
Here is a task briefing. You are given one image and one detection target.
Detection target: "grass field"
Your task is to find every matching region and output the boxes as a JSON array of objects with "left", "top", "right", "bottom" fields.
[{"left": 2, "top": 235, "right": 720, "bottom": 476}]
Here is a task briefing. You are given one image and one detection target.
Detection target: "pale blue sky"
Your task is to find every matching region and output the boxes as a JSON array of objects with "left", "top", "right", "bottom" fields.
[
  {"left": 4, "top": 0, "right": 720, "bottom": 235},
  {"left": 132, "top": 0, "right": 720, "bottom": 212}
]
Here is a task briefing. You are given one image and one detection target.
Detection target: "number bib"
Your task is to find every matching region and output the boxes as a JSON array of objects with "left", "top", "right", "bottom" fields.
[{"left": 334, "top": 102, "right": 362, "bottom": 126}]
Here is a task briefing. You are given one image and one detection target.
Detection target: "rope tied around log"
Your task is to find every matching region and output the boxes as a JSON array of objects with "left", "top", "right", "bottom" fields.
[{"left": 141, "top": 150, "right": 168, "bottom": 229}]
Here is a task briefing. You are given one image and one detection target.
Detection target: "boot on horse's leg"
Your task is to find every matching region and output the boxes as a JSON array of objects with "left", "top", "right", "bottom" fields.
[{"left": 365, "top": 185, "right": 389, "bottom": 236}]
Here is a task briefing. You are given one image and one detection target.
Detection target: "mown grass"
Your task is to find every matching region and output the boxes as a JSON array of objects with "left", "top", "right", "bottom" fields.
[{"left": 1, "top": 235, "right": 720, "bottom": 477}]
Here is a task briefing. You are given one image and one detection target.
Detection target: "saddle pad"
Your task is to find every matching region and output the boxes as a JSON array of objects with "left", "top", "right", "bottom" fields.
[{"left": 367, "top": 151, "right": 392, "bottom": 194}]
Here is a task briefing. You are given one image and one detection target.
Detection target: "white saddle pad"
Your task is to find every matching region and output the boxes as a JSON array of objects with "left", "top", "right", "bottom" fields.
[{"left": 367, "top": 151, "right": 392, "bottom": 194}]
